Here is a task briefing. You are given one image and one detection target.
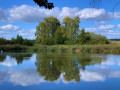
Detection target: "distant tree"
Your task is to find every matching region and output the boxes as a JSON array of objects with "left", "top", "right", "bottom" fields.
[
  {"left": 0, "top": 38, "right": 7, "bottom": 45},
  {"left": 16, "top": 35, "right": 24, "bottom": 44},
  {"left": 22, "top": 39, "right": 34, "bottom": 46},
  {"left": 10, "top": 37, "right": 16, "bottom": 44},
  {"left": 33, "top": 0, "right": 54, "bottom": 9}
]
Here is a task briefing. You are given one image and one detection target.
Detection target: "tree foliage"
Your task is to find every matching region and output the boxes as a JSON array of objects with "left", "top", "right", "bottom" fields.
[
  {"left": 35, "top": 16, "right": 109, "bottom": 45},
  {"left": 35, "top": 16, "right": 61, "bottom": 45},
  {"left": 0, "top": 35, "right": 34, "bottom": 46}
]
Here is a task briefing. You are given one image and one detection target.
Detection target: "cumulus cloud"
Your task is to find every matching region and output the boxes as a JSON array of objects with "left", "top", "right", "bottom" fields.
[
  {"left": 85, "top": 24, "right": 120, "bottom": 39},
  {"left": 98, "top": 25, "right": 115, "bottom": 30},
  {"left": 0, "top": 24, "right": 35, "bottom": 39},
  {"left": 9, "top": 5, "right": 60, "bottom": 22},
  {"left": 0, "top": 59, "right": 17, "bottom": 67},
  {"left": 9, "top": 5, "right": 113, "bottom": 23},
  {"left": 118, "top": 24, "right": 120, "bottom": 28},
  {"left": 81, "top": 70, "right": 106, "bottom": 82},
  {"left": 76, "top": 8, "right": 113, "bottom": 22},
  {"left": 0, "top": 24, "right": 20, "bottom": 31},
  {"left": 9, "top": 69, "right": 46, "bottom": 86},
  {"left": 2, "top": 5, "right": 119, "bottom": 23}
]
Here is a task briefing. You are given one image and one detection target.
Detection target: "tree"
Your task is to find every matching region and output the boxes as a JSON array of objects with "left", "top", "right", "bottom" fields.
[
  {"left": 16, "top": 35, "right": 24, "bottom": 44},
  {"left": 33, "top": 0, "right": 54, "bottom": 9},
  {"left": 0, "top": 38, "right": 7, "bottom": 45},
  {"left": 35, "top": 16, "right": 61, "bottom": 45},
  {"left": 54, "top": 27, "right": 65, "bottom": 44},
  {"left": 10, "top": 54, "right": 32, "bottom": 64},
  {"left": 77, "top": 28, "right": 91, "bottom": 44},
  {"left": 62, "top": 16, "right": 80, "bottom": 41}
]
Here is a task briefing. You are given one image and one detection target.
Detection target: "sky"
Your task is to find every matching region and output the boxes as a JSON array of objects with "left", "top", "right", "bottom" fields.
[{"left": 1, "top": 0, "right": 120, "bottom": 39}]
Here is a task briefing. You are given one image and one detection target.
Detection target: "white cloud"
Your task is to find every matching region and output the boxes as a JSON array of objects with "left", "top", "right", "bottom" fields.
[
  {"left": 5, "top": 5, "right": 120, "bottom": 23},
  {"left": 118, "top": 24, "right": 120, "bottom": 28},
  {"left": 76, "top": 8, "right": 112, "bottom": 22},
  {"left": 0, "top": 58, "right": 17, "bottom": 67},
  {"left": 9, "top": 69, "right": 46, "bottom": 86},
  {"left": 18, "top": 29, "right": 36, "bottom": 39},
  {"left": 9, "top": 5, "right": 60, "bottom": 23},
  {"left": 98, "top": 25, "right": 115, "bottom": 30},
  {"left": 81, "top": 70, "right": 105, "bottom": 82},
  {"left": 0, "top": 24, "right": 20, "bottom": 31},
  {"left": 0, "top": 5, "right": 120, "bottom": 23},
  {"left": 85, "top": 24, "right": 120, "bottom": 39},
  {"left": 0, "top": 24, "right": 35, "bottom": 39}
]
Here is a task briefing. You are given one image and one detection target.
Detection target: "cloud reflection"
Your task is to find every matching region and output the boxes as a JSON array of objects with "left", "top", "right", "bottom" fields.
[{"left": 0, "top": 67, "right": 120, "bottom": 86}]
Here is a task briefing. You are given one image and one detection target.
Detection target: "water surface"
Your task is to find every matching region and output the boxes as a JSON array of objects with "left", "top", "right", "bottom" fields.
[{"left": 0, "top": 52, "right": 120, "bottom": 90}]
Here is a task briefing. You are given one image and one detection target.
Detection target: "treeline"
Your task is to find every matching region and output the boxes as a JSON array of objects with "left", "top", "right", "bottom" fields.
[
  {"left": 0, "top": 35, "right": 34, "bottom": 46},
  {"left": 35, "top": 16, "right": 110, "bottom": 45}
]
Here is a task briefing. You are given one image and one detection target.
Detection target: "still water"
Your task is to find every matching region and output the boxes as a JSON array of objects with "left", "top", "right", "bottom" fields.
[{"left": 0, "top": 52, "right": 120, "bottom": 90}]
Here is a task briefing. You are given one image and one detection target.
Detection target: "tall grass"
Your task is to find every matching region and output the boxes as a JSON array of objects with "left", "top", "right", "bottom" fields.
[
  {"left": 27, "top": 44, "right": 120, "bottom": 54},
  {"left": 1, "top": 43, "right": 120, "bottom": 54},
  {"left": 0, "top": 44, "right": 27, "bottom": 52},
  {"left": 110, "top": 41, "right": 120, "bottom": 45}
]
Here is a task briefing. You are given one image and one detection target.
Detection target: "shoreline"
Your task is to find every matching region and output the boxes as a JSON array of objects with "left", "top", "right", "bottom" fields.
[{"left": 1, "top": 44, "right": 120, "bottom": 54}]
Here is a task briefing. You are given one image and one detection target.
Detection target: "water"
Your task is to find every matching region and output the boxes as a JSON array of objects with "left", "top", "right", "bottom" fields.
[{"left": 0, "top": 52, "right": 120, "bottom": 90}]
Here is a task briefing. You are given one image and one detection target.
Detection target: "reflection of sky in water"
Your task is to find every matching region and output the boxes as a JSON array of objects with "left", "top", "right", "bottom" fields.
[{"left": 0, "top": 53, "right": 120, "bottom": 90}]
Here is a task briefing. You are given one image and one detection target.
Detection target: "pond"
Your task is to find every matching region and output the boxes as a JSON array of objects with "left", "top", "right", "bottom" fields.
[{"left": 0, "top": 52, "right": 120, "bottom": 90}]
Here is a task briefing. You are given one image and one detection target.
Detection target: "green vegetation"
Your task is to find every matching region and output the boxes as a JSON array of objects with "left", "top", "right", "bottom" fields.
[
  {"left": 0, "top": 45, "right": 27, "bottom": 52},
  {"left": 35, "top": 16, "right": 110, "bottom": 45},
  {"left": 0, "top": 53, "right": 32, "bottom": 64},
  {"left": 0, "top": 35, "right": 34, "bottom": 46},
  {"left": 0, "top": 16, "right": 118, "bottom": 53},
  {"left": 26, "top": 44, "right": 120, "bottom": 54}
]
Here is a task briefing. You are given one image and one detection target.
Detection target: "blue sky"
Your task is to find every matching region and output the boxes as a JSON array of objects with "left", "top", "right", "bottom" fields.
[{"left": 1, "top": 0, "right": 120, "bottom": 39}]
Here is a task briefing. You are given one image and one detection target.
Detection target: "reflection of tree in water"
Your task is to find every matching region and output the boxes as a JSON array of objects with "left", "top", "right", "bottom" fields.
[
  {"left": 0, "top": 55, "right": 6, "bottom": 62},
  {"left": 35, "top": 53, "right": 106, "bottom": 83},
  {"left": 9, "top": 53, "right": 32, "bottom": 64},
  {"left": 0, "top": 53, "right": 32, "bottom": 64},
  {"left": 76, "top": 53, "right": 105, "bottom": 70}
]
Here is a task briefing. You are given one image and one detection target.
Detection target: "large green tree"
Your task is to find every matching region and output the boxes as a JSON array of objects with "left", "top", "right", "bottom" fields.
[
  {"left": 35, "top": 16, "right": 61, "bottom": 45},
  {"left": 62, "top": 16, "right": 80, "bottom": 40}
]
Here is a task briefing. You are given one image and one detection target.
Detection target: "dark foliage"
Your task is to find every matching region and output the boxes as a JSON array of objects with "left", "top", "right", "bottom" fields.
[
  {"left": 33, "top": 0, "right": 54, "bottom": 9},
  {"left": 0, "top": 35, "right": 34, "bottom": 46}
]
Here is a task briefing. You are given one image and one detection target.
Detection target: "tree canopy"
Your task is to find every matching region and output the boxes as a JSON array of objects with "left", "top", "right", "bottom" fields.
[{"left": 35, "top": 16, "right": 109, "bottom": 45}]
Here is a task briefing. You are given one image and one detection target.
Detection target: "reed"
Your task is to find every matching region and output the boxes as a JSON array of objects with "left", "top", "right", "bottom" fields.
[
  {"left": 27, "top": 44, "right": 120, "bottom": 54},
  {"left": 0, "top": 44, "right": 27, "bottom": 52}
]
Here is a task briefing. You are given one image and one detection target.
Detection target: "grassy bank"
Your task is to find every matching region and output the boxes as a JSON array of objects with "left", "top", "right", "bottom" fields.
[
  {"left": 1, "top": 42, "right": 120, "bottom": 54},
  {"left": 0, "top": 45, "right": 27, "bottom": 52},
  {"left": 26, "top": 44, "right": 120, "bottom": 54}
]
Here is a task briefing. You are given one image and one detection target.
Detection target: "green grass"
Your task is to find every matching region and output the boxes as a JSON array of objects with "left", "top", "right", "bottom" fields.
[
  {"left": 0, "top": 44, "right": 27, "bottom": 52},
  {"left": 1, "top": 43, "right": 120, "bottom": 54},
  {"left": 26, "top": 44, "right": 120, "bottom": 54}
]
